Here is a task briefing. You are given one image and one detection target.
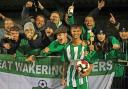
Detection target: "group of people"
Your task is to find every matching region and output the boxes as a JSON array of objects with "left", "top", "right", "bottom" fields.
[{"left": 0, "top": 0, "right": 128, "bottom": 89}]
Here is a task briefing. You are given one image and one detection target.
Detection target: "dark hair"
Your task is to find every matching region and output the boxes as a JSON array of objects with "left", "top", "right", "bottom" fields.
[
  {"left": 85, "top": 15, "right": 95, "bottom": 22},
  {"left": 70, "top": 24, "right": 82, "bottom": 30},
  {"left": 10, "top": 26, "right": 20, "bottom": 32},
  {"left": 36, "top": 14, "right": 45, "bottom": 20}
]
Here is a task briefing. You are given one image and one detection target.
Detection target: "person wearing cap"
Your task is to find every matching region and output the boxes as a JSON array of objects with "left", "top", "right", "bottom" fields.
[
  {"left": 24, "top": 21, "right": 49, "bottom": 49},
  {"left": 40, "top": 26, "right": 71, "bottom": 56},
  {"left": 15, "top": 22, "right": 46, "bottom": 62},
  {"left": 94, "top": 29, "right": 120, "bottom": 59},
  {"left": 108, "top": 13, "right": 128, "bottom": 55},
  {"left": 119, "top": 27, "right": 128, "bottom": 43},
  {"left": 119, "top": 27, "right": 128, "bottom": 60},
  {"left": 115, "top": 27, "right": 128, "bottom": 77},
  {"left": 111, "top": 27, "right": 128, "bottom": 89},
  {"left": 108, "top": 14, "right": 128, "bottom": 75}
]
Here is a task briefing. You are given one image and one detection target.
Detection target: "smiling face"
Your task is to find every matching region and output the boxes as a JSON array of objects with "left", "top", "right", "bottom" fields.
[
  {"left": 97, "top": 33, "right": 106, "bottom": 42},
  {"left": 4, "top": 19, "right": 14, "bottom": 31},
  {"left": 119, "top": 31, "right": 128, "bottom": 40},
  {"left": 84, "top": 16, "right": 95, "bottom": 30},
  {"left": 50, "top": 12, "right": 60, "bottom": 25},
  {"left": 71, "top": 26, "right": 82, "bottom": 39},
  {"left": 24, "top": 28, "right": 35, "bottom": 40},
  {"left": 35, "top": 15, "right": 45, "bottom": 28}
]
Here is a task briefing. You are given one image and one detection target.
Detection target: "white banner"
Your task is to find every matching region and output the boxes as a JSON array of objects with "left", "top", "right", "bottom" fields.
[
  {"left": 0, "top": 72, "right": 114, "bottom": 89},
  {"left": 0, "top": 72, "right": 64, "bottom": 89}
]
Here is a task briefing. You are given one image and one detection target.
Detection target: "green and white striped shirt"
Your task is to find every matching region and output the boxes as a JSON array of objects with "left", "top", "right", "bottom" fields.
[{"left": 61, "top": 43, "right": 89, "bottom": 87}]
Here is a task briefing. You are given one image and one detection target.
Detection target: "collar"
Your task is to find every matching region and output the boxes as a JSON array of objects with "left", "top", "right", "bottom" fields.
[
  {"left": 56, "top": 21, "right": 62, "bottom": 28},
  {"left": 87, "top": 30, "right": 92, "bottom": 33}
]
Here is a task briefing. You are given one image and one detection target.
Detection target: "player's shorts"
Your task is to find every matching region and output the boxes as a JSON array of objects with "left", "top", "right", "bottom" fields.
[{"left": 65, "top": 83, "right": 89, "bottom": 89}]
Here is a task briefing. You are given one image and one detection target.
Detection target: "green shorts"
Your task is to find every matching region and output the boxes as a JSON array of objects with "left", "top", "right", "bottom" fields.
[{"left": 65, "top": 83, "right": 89, "bottom": 89}]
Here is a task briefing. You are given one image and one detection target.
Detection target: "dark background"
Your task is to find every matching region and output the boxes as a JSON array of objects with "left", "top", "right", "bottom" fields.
[
  {"left": 0, "top": 1, "right": 128, "bottom": 88},
  {"left": 0, "top": 0, "right": 128, "bottom": 26}
]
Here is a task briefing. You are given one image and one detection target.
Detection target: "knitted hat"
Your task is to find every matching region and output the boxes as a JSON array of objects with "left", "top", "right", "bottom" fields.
[
  {"left": 119, "top": 27, "right": 128, "bottom": 32},
  {"left": 96, "top": 29, "right": 106, "bottom": 35},
  {"left": 24, "top": 22, "right": 35, "bottom": 32}
]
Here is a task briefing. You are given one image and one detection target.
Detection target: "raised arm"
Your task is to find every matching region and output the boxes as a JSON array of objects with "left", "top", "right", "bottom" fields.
[
  {"left": 37, "top": 1, "right": 51, "bottom": 18},
  {"left": 109, "top": 13, "right": 120, "bottom": 30},
  {"left": 88, "top": 0, "right": 105, "bottom": 18},
  {"left": 65, "top": 3, "right": 75, "bottom": 25},
  {"left": 0, "top": 13, "right": 7, "bottom": 20}
]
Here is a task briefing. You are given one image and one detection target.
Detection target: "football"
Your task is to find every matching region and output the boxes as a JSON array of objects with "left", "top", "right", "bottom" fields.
[
  {"left": 38, "top": 80, "right": 47, "bottom": 88},
  {"left": 76, "top": 60, "right": 90, "bottom": 73}
]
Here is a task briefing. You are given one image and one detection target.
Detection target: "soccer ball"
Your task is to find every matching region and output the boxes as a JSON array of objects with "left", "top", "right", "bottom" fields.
[
  {"left": 38, "top": 80, "right": 47, "bottom": 88},
  {"left": 76, "top": 60, "right": 90, "bottom": 73}
]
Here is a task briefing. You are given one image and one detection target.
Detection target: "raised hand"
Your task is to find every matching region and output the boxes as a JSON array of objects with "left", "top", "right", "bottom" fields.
[
  {"left": 109, "top": 13, "right": 116, "bottom": 24},
  {"left": 67, "top": 2, "right": 74, "bottom": 16},
  {"left": 61, "top": 79, "right": 66, "bottom": 86},
  {"left": 43, "top": 47, "right": 49, "bottom": 53},
  {"left": 26, "top": 55, "right": 35, "bottom": 63},
  {"left": 3, "top": 43, "right": 11, "bottom": 49},
  {"left": 38, "top": 1, "right": 44, "bottom": 9},
  {"left": 90, "top": 32, "right": 95, "bottom": 44},
  {"left": 98, "top": 0, "right": 105, "bottom": 10},
  {"left": 89, "top": 45, "right": 95, "bottom": 51},
  {"left": 80, "top": 64, "right": 93, "bottom": 77},
  {"left": 25, "top": 1, "right": 33, "bottom": 8},
  {"left": 45, "top": 28, "right": 54, "bottom": 37},
  {"left": 0, "top": 13, "right": 6, "bottom": 19},
  {"left": 113, "top": 44, "right": 120, "bottom": 50}
]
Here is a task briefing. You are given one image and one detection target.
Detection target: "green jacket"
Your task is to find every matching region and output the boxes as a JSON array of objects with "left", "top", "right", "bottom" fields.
[
  {"left": 48, "top": 40, "right": 66, "bottom": 52},
  {"left": 67, "top": 15, "right": 75, "bottom": 25},
  {"left": 40, "top": 40, "right": 70, "bottom": 56}
]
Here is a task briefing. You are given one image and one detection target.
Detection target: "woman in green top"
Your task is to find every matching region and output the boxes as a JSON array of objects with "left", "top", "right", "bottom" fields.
[{"left": 94, "top": 29, "right": 120, "bottom": 60}]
